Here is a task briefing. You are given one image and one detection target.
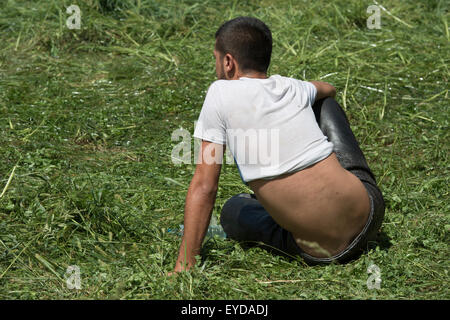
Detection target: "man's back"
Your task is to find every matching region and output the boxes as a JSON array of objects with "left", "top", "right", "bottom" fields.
[
  {"left": 249, "top": 152, "right": 370, "bottom": 258},
  {"left": 194, "top": 75, "right": 334, "bottom": 183}
]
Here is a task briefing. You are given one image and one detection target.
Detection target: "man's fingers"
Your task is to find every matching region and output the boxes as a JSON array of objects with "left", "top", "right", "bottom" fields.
[{"left": 167, "top": 269, "right": 183, "bottom": 277}]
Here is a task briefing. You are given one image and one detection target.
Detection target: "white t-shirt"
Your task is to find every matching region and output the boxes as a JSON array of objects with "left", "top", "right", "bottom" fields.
[{"left": 193, "top": 74, "right": 334, "bottom": 183}]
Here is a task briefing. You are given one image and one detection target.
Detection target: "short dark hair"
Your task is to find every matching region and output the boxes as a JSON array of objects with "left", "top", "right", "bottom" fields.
[{"left": 215, "top": 17, "right": 272, "bottom": 73}]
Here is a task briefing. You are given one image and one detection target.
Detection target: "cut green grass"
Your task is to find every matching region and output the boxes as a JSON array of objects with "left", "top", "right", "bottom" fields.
[{"left": 0, "top": 0, "right": 448, "bottom": 299}]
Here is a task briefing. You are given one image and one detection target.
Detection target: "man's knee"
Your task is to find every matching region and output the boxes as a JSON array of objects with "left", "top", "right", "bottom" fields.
[{"left": 220, "top": 193, "right": 252, "bottom": 231}]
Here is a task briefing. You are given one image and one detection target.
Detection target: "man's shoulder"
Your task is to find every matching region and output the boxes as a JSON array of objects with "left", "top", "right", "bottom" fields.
[
  {"left": 206, "top": 79, "right": 249, "bottom": 98},
  {"left": 209, "top": 79, "right": 244, "bottom": 89},
  {"left": 206, "top": 75, "right": 307, "bottom": 97},
  {"left": 276, "top": 75, "right": 305, "bottom": 84}
]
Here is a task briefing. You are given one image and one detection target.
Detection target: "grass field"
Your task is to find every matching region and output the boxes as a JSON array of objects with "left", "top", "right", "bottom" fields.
[{"left": 0, "top": 0, "right": 448, "bottom": 299}]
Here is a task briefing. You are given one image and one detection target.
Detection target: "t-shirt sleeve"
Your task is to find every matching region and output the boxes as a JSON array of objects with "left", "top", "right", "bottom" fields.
[
  {"left": 297, "top": 80, "right": 317, "bottom": 107},
  {"left": 193, "top": 82, "right": 227, "bottom": 145}
]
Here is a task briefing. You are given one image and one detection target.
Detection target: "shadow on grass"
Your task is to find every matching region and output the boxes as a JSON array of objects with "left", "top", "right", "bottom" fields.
[{"left": 368, "top": 230, "right": 392, "bottom": 252}]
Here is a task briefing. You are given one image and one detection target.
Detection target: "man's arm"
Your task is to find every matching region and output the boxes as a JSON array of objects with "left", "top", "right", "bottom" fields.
[
  {"left": 172, "top": 140, "right": 224, "bottom": 273},
  {"left": 310, "top": 81, "right": 336, "bottom": 100}
]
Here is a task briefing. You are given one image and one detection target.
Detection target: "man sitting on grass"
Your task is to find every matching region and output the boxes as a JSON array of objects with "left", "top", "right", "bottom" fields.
[{"left": 172, "top": 16, "right": 385, "bottom": 273}]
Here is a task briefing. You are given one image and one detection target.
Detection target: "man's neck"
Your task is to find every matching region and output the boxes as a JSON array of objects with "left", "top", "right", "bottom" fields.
[
  {"left": 229, "top": 70, "right": 267, "bottom": 80},
  {"left": 238, "top": 71, "right": 267, "bottom": 79}
]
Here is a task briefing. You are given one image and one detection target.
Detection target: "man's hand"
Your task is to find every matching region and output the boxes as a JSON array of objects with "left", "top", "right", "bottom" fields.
[
  {"left": 310, "top": 81, "right": 336, "bottom": 100},
  {"left": 167, "top": 257, "right": 195, "bottom": 276},
  {"left": 171, "top": 140, "right": 224, "bottom": 274}
]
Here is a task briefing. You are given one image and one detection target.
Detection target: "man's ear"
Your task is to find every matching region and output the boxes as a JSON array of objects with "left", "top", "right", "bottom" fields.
[
  {"left": 224, "top": 53, "right": 237, "bottom": 79},
  {"left": 224, "top": 53, "right": 234, "bottom": 72}
]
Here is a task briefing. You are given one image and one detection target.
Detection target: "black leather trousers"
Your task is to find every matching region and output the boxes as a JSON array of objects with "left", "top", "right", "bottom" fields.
[{"left": 220, "top": 97, "right": 386, "bottom": 265}]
